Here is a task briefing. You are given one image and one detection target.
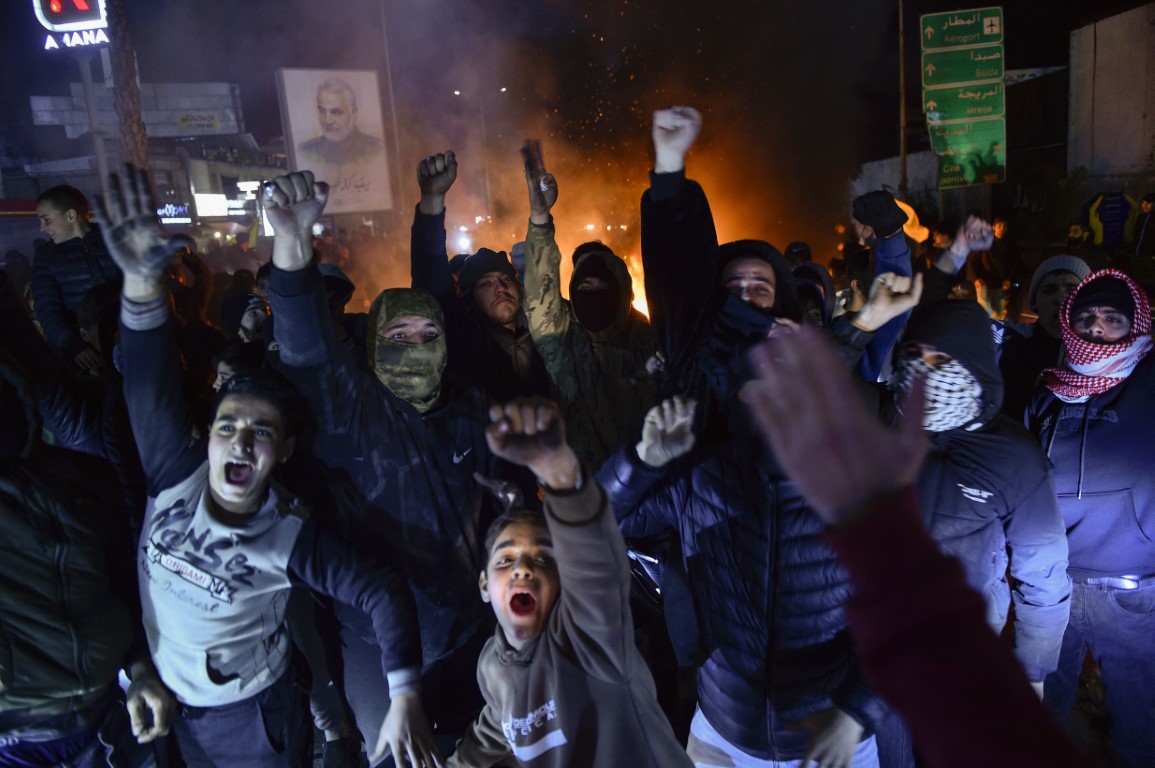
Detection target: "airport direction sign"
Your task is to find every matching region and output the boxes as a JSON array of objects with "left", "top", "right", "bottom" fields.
[
  {"left": 920, "top": 6, "right": 1003, "bottom": 52},
  {"left": 922, "top": 45, "right": 1004, "bottom": 88}
]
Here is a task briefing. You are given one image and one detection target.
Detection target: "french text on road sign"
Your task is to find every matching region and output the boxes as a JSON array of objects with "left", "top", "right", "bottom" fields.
[
  {"left": 34, "top": 0, "right": 106, "bottom": 32},
  {"left": 929, "top": 117, "right": 1005, "bottom": 156},
  {"left": 920, "top": 7, "right": 1002, "bottom": 52},
  {"left": 938, "top": 148, "right": 1005, "bottom": 189},
  {"left": 924, "top": 82, "right": 1004, "bottom": 122},
  {"left": 922, "top": 45, "right": 1004, "bottom": 88}
]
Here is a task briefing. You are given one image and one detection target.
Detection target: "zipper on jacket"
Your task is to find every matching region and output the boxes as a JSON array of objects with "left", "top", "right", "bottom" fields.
[{"left": 52, "top": 510, "right": 91, "bottom": 692}]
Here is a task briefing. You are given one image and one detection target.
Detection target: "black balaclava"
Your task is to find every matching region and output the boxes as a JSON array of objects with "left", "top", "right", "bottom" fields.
[{"left": 570, "top": 256, "right": 621, "bottom": 332}]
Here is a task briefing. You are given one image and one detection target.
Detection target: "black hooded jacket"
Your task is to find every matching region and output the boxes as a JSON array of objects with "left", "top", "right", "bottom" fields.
[{"left": 894, "top": 301, "right": 1070, "bottom": 681}]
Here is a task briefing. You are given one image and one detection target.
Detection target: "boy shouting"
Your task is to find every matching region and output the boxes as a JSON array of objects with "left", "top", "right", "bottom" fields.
[{"left": 447, "top": 399, "right": 692, "bottom": 767}]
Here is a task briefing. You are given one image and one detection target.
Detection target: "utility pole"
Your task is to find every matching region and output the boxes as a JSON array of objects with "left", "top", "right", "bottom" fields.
[
  {"left": 898, "top": 0, "right": 909, "bottom": 200},
  {"left": 106, "top": 0, "right": 150, "bottom": 172},
  {"left": 379, "top": 1, "right": 405, "bottom": 216}
]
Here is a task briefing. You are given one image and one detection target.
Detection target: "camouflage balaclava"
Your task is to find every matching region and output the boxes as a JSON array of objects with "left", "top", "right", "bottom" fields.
[{"left": 367, "top": 288, "right": 447, "bottom": 413}]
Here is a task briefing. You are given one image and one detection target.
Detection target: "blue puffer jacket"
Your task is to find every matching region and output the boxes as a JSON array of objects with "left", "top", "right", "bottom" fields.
[
  {"left": 30, "top": 228, "right": 120, "bottom": 358},
  {"left": 597, "top": 429, "right": 883, "bottom": 761}
]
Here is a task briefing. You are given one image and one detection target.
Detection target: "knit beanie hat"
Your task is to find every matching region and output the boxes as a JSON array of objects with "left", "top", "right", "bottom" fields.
[
  {"left": 457, "top": 248, "right": 517, "bottom": 295},
  {"left": 220, "top": 293, "right": 269, "bottom": 338},
  {"left": 1028, "top": 255, "right": 1091, "bottom": 309},
  {"left": 1070, "top": 275, "right": 1135, "bottom": 324}
]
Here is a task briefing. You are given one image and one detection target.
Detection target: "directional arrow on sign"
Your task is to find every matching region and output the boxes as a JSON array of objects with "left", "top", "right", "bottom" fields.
[
  {"left": 926, "top": 100, "right": 937, "bottom": 111},
  {"left": 925, "top": 63, "right": 936, "bottom": 77},
  {"left": 925, "top": 25, "right": 935, "bottom": 39}
]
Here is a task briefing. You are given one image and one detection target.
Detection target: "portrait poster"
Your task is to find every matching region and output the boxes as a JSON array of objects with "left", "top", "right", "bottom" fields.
[{"left": 277, "top": 68, "right": 394, "bottom": 214}]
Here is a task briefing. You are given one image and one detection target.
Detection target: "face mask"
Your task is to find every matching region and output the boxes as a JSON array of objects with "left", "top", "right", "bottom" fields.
[
  {"left": 572, "top": 288, "right": 620, "bottom": 332},
  {"left": 368, "top": 289, "right": 447, "bottom": 413},
  {"left": 892, "top": 355, "right": 983, "bottom": 432},
  {"left": 372, "top": 336, "right": 447, "bottom": 413}
]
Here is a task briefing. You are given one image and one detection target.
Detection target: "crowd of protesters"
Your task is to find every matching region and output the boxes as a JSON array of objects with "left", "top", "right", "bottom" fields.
[{"left": 1, "top": 102, "right": 1153, "bottom": 768}]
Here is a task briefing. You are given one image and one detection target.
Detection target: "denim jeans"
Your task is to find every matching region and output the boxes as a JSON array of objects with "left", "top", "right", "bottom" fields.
[
  {"left": 1044, "top": 581, "right": 1155, "bottom": 768},
  {"left": 686, "top": 708, "right": 879, "bottom": 768},
  {"left": 171, "top": 670, "right": 309, "bottom": 768}
]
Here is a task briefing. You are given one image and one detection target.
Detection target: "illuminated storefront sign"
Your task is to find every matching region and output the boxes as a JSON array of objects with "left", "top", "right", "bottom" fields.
[{"left": 34, "top": 0, "right": 110, "bottom": 50}]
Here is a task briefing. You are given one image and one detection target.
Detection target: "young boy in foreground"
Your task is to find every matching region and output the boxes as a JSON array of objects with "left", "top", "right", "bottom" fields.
[{"left": 446, "top": 399, "right": 693, "bottom": 767}]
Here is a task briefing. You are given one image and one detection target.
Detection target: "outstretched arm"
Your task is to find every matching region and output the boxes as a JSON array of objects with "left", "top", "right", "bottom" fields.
[
  {"left": 97, "top": 165, "right": 204, "bottom": 492},
  {"left": 411, "top": 152, "right": 458, "bottom": 305},
  {"left": 641, "top": 107, "right": 719, "bottom": 384},
  {"left": 487, "top": 399, "right": 635, "bottom": 677},
  {"left": 520, "top": 140, "right": 569, "bottom": 368}
]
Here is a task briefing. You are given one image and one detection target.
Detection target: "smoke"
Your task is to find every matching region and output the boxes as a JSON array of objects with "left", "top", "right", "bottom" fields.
[{"left": 125, "top": 0, "right": 893, "bottom": 305}]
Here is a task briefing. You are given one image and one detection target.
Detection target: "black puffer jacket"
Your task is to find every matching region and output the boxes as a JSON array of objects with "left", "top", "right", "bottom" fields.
[
  {"left": 30, "top": 228, "right": 120, "bottom": 358},
  {"left": 0, "top": 353, "right": 141, "bottom": 719},
  {"left": 598, "top": 424, "right": 883, "bottom": 760}
]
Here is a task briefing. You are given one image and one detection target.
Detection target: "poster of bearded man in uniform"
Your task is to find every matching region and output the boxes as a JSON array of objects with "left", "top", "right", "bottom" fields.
[{"left": 277, "top": 68, "right": 393, "bottom": 214}]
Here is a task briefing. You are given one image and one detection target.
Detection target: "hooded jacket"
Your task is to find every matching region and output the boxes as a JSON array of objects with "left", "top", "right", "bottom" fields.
[
  {"left": 523, "top": 218, "right": 657, "bottom": 468},
  {"left": 895, "top": 301, "right": 1071, "bottom": 681},
  {"left": 412, "top": 208, "right": 552, "bottom": 401},
  {"left": 30, "top": 227, "right": 120, "bottom": 359},
  {"left": 1028, "top": 273, "right": 1155, "bottom": 577},
  {"left": 0, "top": 351, "right": 141, "bottom": 723}
]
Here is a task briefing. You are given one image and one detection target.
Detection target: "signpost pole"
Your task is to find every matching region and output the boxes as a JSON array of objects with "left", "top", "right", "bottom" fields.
[
  {"left": 899, "top": 0, "right": 908, "bottom": 199},
  {"left": 76, "top": 51, "right": 110, "bottom": 185}
]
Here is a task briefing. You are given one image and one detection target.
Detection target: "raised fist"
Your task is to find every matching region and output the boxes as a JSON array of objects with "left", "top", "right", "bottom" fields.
[
  {"left": 417, "top": 151, "right": 458, "bottom": 197},
  {"left": 652, "top": 106, "right": 702, "bottom": 172}
]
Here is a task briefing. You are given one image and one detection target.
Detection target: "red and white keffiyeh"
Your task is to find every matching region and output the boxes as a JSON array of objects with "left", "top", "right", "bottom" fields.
[{"left": 1043, "top": 268, "right": 1153, "bottom": 402}]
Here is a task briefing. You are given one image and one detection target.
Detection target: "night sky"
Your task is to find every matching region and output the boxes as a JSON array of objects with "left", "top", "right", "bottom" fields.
[{"left": 0, "top": 0, "right": 1142, "bottom": 264}]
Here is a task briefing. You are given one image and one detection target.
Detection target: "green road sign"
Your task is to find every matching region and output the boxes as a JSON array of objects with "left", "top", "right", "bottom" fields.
[
  {"left": 938, "top": 142, "right": 1005, "bottom": 189},
  {"left": 921, "top": 7, "right": 1003, "bottom": 52},
  {"left": 924, "top": 82, "right": 1004, "bottom": 122},
  {"left": 929, "top": 117, "right": 1005, "bottom": 156},
  {"left": 922, "top": 45, "right": 1004, "bottom": 88}
]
